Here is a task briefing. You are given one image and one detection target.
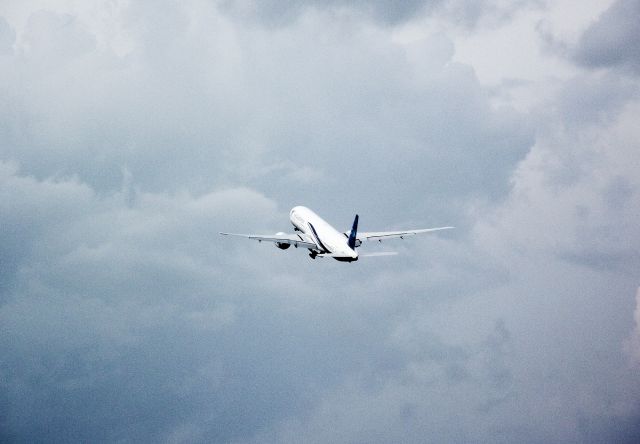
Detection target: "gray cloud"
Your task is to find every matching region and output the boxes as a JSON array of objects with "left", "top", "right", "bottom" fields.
[
  {"left": 556, "top": 72, "right": 639, "bottom": 128},
  {"left": 21, "top": 10, "right": 96, "bottom": 63},
  {"left": 217, "top": 0, "right": 539, "bottom": 28},
  {"left": 574, "top": 0, "right": 640, "bottom": 74},
  {"left": 1, "top": 1, "right": 640, "bottom": 443},
  {"left": 0, "top": 16, "right": 14, "bottom": 55},
  {"left": 0, "top": 5, "right": 533, "bottom": 230},
  {"left": 624, "top": 288, "right": 640, "bottom": 364},
  {"left": 218, "top": 0, "right": 433, "bottom": 26},
  {"left": 241, "top": 319, "right": 516, "bottom": 444}
]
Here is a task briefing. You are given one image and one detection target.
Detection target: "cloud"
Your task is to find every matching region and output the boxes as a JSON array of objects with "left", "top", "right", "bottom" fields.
[
  {"left": 0, "top": 163, "right": 298, "bottom": 442},
  {"left": 0, "top": 162, "right": 490, "bottom": 442},
  {"left": 0, "top": 5, "right": 533, "bottom": 229},
  {"left": 21, "top": 10, "right": 96, "bottom": 64},
  {"left": 0, "top": 16, "right": 15, "bottom": 55},
  {"left": 474, "top": 93, "right": 640, "bottom": 275},
  {"left": 1, "top": 1, "right": 640, "bottom": 443},
  {"left": 217, "top": 0, "right": 540, "bottom": 28},
  {"left": 556, "top": 72, "right": 639, "bottom": 127},
  {"left": 242, "top": 319, "right": 516, "bottom": 444},
  {"left": 624, "top": 287, "right": 640, "bottom": 365},
  {"left": 218, "top": 0, "right": 433, "bottom": 26},
  {"left": 574, "top": 0, "right": 640, "bottom": 74}
]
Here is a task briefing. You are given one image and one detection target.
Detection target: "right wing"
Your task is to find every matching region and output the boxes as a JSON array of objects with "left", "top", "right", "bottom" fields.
[
  {"left": 357, "top": 227, "right": 454, "bottom": 242},
  {"left": 219, "top": 232, "right": 318, "bottom": 249}
]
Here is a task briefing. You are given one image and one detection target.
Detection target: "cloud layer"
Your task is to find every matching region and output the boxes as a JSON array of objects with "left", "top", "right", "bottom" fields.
[{"left": 1, "top": 1, "right": 639, "bottom": 442}]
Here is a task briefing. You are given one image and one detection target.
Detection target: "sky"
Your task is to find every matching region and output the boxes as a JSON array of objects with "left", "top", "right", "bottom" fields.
[{"left": 1, "top": 0, "right": 639, "bottom": 442}]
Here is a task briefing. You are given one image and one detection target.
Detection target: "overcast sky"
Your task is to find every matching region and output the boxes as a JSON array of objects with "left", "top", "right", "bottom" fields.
[{"left": 1, "top": 0, "right": 639, "bottom": 442}]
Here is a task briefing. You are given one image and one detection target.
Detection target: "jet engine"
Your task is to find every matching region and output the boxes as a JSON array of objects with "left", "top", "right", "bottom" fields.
[{"left": 275, "top": 232, "right": 291, "bottom": 250}]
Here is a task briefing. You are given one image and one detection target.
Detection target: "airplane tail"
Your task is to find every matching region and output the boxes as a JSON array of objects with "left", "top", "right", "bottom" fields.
[{"left": 347, "top": 214, "right": 359, "bottom": 249}]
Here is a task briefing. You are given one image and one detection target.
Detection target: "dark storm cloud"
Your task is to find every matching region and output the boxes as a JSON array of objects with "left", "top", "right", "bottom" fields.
[
  {"left": 577, "top": 414, "right": 640, "bottom": 444},
  {"left": 574, "top": 0, "right": 640, "bottom": 73},
  {"left": 1, "top": 1, "right": 640, "bottom": 443},
  {"left": 0, "top": 162, "right": 496, "bottom": 443},
  {"left": 0, "top": 164, "right": 302, "bottom": 442}
]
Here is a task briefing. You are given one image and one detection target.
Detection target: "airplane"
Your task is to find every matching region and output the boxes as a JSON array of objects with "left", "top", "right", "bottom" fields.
[{"left": 220, "top": 206, "right": 453, "bottom": 262}]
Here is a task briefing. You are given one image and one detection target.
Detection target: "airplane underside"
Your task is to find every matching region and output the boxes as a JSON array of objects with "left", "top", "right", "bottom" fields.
[{"left": 308, "top": 249, "right": 358, "bottom": 262}]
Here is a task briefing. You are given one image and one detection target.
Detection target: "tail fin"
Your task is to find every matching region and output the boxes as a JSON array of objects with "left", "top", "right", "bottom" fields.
[{"left": 347, "top": 214, "right": 359, "bottom": 249}]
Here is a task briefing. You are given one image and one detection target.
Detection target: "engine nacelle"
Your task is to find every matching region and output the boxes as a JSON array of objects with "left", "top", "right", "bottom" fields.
[{"left": 275, "top": 232, "right": 290, "bottom": 249}]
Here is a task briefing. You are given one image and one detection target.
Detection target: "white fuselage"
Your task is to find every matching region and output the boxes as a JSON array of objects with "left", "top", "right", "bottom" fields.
[{"left": 289, "top": 206, "right": 358, "bottom": 261}]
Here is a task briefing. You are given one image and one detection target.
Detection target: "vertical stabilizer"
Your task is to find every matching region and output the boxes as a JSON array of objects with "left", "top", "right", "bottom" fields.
[{"left": 347, "top": 214, "right": 359, "bottom": 249}]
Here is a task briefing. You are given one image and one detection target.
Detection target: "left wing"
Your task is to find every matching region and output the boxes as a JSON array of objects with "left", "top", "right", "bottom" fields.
[
  {"left": 219, "top": 232, "right": 318, "bottom": 249},
  {"left": 355, "top": 226, "right": 454, "bottom": 242}
]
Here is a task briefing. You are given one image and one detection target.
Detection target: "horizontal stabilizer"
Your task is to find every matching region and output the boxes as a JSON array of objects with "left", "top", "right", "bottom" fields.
[{"left": 360, "top": 252, "right": 398, "bottom": 257}]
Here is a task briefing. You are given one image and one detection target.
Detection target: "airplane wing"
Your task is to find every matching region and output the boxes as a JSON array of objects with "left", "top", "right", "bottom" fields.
[
  {"left": 355, "top": 226, "right": 454, "bottom": 242},
  {"left": 219, "top": 232, "right": 318, "bottom": 249}
]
